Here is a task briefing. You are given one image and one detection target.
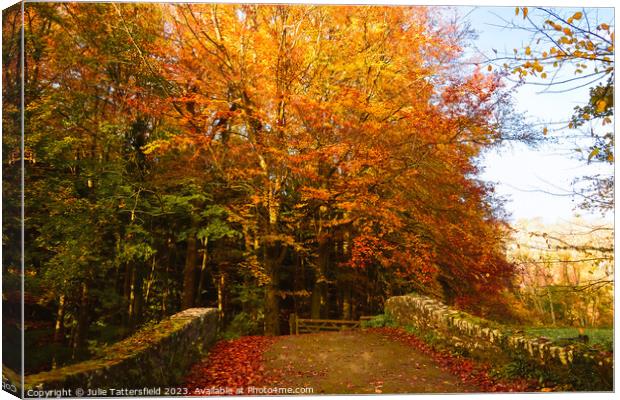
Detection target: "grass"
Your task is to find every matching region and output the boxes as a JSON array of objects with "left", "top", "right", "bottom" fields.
[{"left": 524, "top": 327, "right": 613, "bottom": 351}]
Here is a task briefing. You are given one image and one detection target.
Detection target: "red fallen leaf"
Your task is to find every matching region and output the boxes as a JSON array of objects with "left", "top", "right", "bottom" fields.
[{"left": 183, "top": 335, "right": 279, "bottom": 396}]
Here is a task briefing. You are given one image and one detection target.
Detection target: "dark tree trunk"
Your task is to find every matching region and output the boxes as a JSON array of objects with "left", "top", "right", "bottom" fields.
[
  {"left": 342, "top": 283, "right": 352, "bottom": 320},
  {"left": 182, "top": 223, "right": 199, "bottom": 309},
  {"left": 196, "top": 240, "right": 208, "bottom": 305},
  {"left": 264, "top": 243, "right": 286, "bottom": 336},
  {"left": 122, "top": 262, "right": 133, "bottom": 327},
  {"left": 311, "top": 241, "right": 329, "bottom": 319},
  {"left": 75, "top": 282, "right": 89, "bottom": 349},
  {"left": 264, "top": 273, "right": 280, "bottom": 335}
]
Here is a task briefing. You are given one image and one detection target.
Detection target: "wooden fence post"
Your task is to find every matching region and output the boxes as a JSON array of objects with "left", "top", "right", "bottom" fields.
[{"left": 289, "top": 313, "right": 297, "bottom": 335}]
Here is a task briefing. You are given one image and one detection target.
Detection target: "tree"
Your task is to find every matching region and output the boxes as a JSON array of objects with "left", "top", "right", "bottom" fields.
[
  {"left": 509, "top": 218, "right": 613, "bottom": 327},
  {"left": 9, "top": 3, "right": 526, "bottom": 369},
  {"left": 151, "top": 4, "right": 518, "bottom": 329},
  {"left": 487, "top": 7, "right": 614, "bottom": 214}
]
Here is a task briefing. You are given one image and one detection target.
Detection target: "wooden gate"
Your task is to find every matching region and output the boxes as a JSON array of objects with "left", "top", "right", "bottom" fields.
[{"left": 289, "top": 314, "right": 364, "bottom": 334}]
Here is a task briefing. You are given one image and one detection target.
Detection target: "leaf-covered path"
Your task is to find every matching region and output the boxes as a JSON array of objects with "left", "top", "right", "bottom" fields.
[
  {"left": 184, "top": 329, "right": 480, "bottom": 395},
  {"left": 262, "top": 330, "right": 475, "bottom": 394}
]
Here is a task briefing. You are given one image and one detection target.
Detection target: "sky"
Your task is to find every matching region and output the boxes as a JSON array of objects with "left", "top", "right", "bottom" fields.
[{"left": 459, "top": 6, "right": 614, "bottom": 224}]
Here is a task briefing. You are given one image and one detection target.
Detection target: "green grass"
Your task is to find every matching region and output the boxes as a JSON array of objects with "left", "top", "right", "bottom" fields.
[{"left": 524, "top": 327, "right": 613, "bottom": 351}]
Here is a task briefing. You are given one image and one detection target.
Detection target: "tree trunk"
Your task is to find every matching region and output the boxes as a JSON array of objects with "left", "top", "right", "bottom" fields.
[
  {"left": 342, "top": 283, "right": 352, "bottom": 320},
  {"left": 311, "top": 241, "right": 329, "bottom": 319},
  {"left": 547, "top": 287, "right": 556, "bottom": 326},
  {"left": 217, "top": 273, "right": 225, "bottom": 319},
  {"left": 264, "top": 267, "right": 280, "bottom": 335},
  {"left": 182, "top": 223, "right": 199, "bottom": 309},
  {"left": 310, "top": 288, "right": 321, "bottom": 319},
  {"left": 129, "top": 264, "right": 144, "bottom": 331},
  {"left": 53, "top": 294, "right": 66, "bottom": 343},
  {"left": 75, "top": 282, "right": 89, "bottom": 350},
  {"left": 122, "top": 262, "right": 133, "bottom": 327},
  {"left": 196, "top": 239, "right": 209, "bottom": 305},
  {"left": 144, "top": 257, "right": 157, "bottom": 306},
  {"left": 264, "top": 243, "right": 286, "bottom": 336}
]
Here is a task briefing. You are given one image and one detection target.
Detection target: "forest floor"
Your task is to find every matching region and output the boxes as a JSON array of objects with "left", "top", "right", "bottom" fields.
[{"left": 184, "top": 330, "right": 477, "bottom": 395}]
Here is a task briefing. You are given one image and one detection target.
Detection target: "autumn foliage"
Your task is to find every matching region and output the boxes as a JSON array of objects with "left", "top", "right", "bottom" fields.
[{"left": 4, "top": 2, "right": 519, "bottom": 373}]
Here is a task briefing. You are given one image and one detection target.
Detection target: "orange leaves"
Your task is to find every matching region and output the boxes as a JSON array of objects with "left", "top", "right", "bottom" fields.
[
  {"left": 515, "top": 7, "right": 528, "bottom": 19},
  {"left": 300, "top": 187, "right": 332, "bottom": 202},
  {"left": 153, "top": 3, "right": 513, "bottom": 300},
  {"left": 512, "top": 10, "right": 613, "bottom": 87}
]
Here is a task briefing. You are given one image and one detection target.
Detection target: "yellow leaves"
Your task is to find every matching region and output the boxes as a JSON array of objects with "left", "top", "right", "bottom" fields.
[
  {"left": 596, "top": 100, "right": 607, "bottom": 113},
  {"left": 558, "top": 36, "right": 572, "bottom": 45},
  {"left": 533, "top": 61, "right": 543, "bottom": 73},
  {"left": 599, "top": 23, "right": 610, "bottom": 31},
  {"left": 543, "top": 127, "right": 548, "bottom": 135},
  {"left": 572, "top": 12, "right": 583, "bottom": 21},
  {"left": 142, "top": 139, "right": 170, "bottom": 155},
  {"left": 562, "top": 27, "right": 572, "bottom": 36},
  {"left": 525, "top": 46, "right": 532, "bottom": 56},
  {"left": 582, "top": 113, "right": 591, "bottom": 120},
  {"left": 541, "top": 72, "right": 547, "bottom": 79},
  {"left": 515, "top": 7, "right": 528, "bottom": 18},
  {"left": 487, "top": 64, "right": 493, "bottom": 72},
  {"left": 588, "top": 147, "right": 600, "bottom": 161}
]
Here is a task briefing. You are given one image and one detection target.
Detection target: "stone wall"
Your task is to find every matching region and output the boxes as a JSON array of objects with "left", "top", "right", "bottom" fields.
[
  {"left": 24, "top": 308, "right": 219, "bottom": 393},
  {"left": 385, "top": 294, "right": 612, "bottom": 372}
]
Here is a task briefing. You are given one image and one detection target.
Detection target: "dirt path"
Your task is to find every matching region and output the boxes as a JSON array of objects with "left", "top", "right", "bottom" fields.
[{"left": 262, "top": 330, "right": 476, "bottom": 394}]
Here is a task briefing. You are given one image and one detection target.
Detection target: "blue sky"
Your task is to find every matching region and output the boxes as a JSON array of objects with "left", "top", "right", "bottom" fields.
[{"left": 459, "top": 6, "right": 614, "bottom": 223}]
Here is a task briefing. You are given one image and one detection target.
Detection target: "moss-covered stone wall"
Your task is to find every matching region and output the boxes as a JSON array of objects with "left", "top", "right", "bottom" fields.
[
  {"left": 385, "top": 294, "right": 612, "bottom": 389},
  {"left": 24, "top": 308, "right": 219, "bottom": 394}
]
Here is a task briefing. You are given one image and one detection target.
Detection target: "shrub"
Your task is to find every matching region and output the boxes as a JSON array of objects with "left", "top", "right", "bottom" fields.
[
  {"left": 221, "top": 312, "right": 262, "bottom": 340},
  {"left": 362, "top": 313, "right": 396, "bottom": 328}
]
